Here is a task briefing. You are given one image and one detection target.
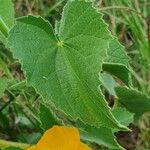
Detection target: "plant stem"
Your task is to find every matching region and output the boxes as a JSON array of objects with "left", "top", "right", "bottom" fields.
[
  {"left": 130, "top": 68, "right": 146, "bottom": 89},
  {"left": 0, "top": 17, "right": 9, "bottom": 38},
  {"left": 0, "top": 58, "right": 14, "bottom": 80},
  {"left": 0, "top": 139, "right": 30, "bottom": 149},
  {"left": 45, "top": 0, "right": 65, "bottom": 17},
  {"left": 9, "top": 80, "right": 27, "bottom": 90}
]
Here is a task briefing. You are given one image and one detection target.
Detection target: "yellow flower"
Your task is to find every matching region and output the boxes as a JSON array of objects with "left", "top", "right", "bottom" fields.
[{"left": 27, "top": 126, "right": 91, "bottom": 150}]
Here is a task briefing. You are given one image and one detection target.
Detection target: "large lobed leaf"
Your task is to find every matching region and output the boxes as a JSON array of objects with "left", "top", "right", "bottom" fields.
[{"left": 7, "top": 0, "right": 127, "bottom": 130}]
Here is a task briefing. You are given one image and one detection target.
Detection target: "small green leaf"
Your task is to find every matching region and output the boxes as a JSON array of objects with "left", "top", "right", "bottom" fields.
[
  {"left": 0, "top": 0, "right": 15, "bottom": 44},
  {"left": 99, "top": 72, "right": 117, "bottom": 96},
  {"left": 78, "top": 108, "right": 133, "bottom": 149},
  {"left": 116, "top": 87, "right": 150, "bottom": 118},
  {"left": 17, "top": 133, "right": 41, "bottom": 144},
  {"left": 8, "top": 1, "right": 127, "bottom": 130},
  {"left": 103, "top": 64, "right": 129, "bottom": 86},
  {"left": 39, "top": 103, "right": 61, "bottom": 131},
  {"left": 112, "top": 107, "right": 134, "bottom": 127},
  {"left": 78, "top": 121, "right": 124, "bottom": 150}
]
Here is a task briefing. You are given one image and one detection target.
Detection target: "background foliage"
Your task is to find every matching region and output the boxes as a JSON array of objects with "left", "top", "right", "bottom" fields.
[{"left": 0, "top": 0, "right": 150, "bottom": 150}]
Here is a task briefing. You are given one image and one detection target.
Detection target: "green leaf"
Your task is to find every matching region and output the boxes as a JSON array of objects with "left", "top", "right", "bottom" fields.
[
  {"left": 39, "top": 103, "right": 61, "bottom": 131},
  {"left": 103, "top": 64, "right": 130, "bottom": 86},
  {"left": 8, "top": 1, "right": 127, "bottom": 130},
  {"left": 0, "top": 77, "right": 7, "bottom": 97},
  {"left": 0, "top": 0, "right": 15, "bottom": 44},
  {"left": 78, "top": 121, "right": 124, "bottom": 150},
  {"left": 0, "top": 140, "right": 29, "bottom": 150},
  {"left": 112, "top": 108, "right": 134, "bottom": 127},
  {"left": 17, "top": 133, "right": 41, "bottom": 144},
  {"left": 116, "top": 87, "right": 150, "bottom": 118},
  {"left": 99, "top": 72, "right": 117, "bottom": 96},
  {"left": 78, "top": 108, "right": 133, "bottom": 149},
  {"left": 103, "top": 39, "right": 130, "bottom": 85}
]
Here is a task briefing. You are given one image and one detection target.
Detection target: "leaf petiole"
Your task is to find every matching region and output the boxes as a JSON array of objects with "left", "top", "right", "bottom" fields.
[{"left": 0, "top": 139, "right": 30, "bottom": 150}]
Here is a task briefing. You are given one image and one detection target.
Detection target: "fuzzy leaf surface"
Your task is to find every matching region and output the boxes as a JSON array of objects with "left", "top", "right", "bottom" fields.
[
  {"left": 112, "top": 107, "right": 134, "bottom": 127},
  {"left": 8, "top": 1, "right": 127, "bottom": 130},
  {"left": 103, "top": 39, "right": 130, "bottom": 85},
  {"left": 78, "top": 121, "right": 124, "bottom": 150}
]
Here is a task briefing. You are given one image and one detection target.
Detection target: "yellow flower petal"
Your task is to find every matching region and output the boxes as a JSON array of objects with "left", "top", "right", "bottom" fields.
[
  {"left": 37, "top": 126, "right": 80, "bottom": 150},
  {"left": 78, "top": 142, "right": 91, "bottom": 150},
  {"left": 27, "top": 126, "right": 91, "bottom": 150},
  {"left": 27, "top": 146, "right": 37, "bottom": 150}
]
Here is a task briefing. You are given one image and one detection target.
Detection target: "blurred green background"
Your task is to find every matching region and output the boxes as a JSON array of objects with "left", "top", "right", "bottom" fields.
[{"left": 0, "top": 0, "right": 150, "bottom": 149}]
